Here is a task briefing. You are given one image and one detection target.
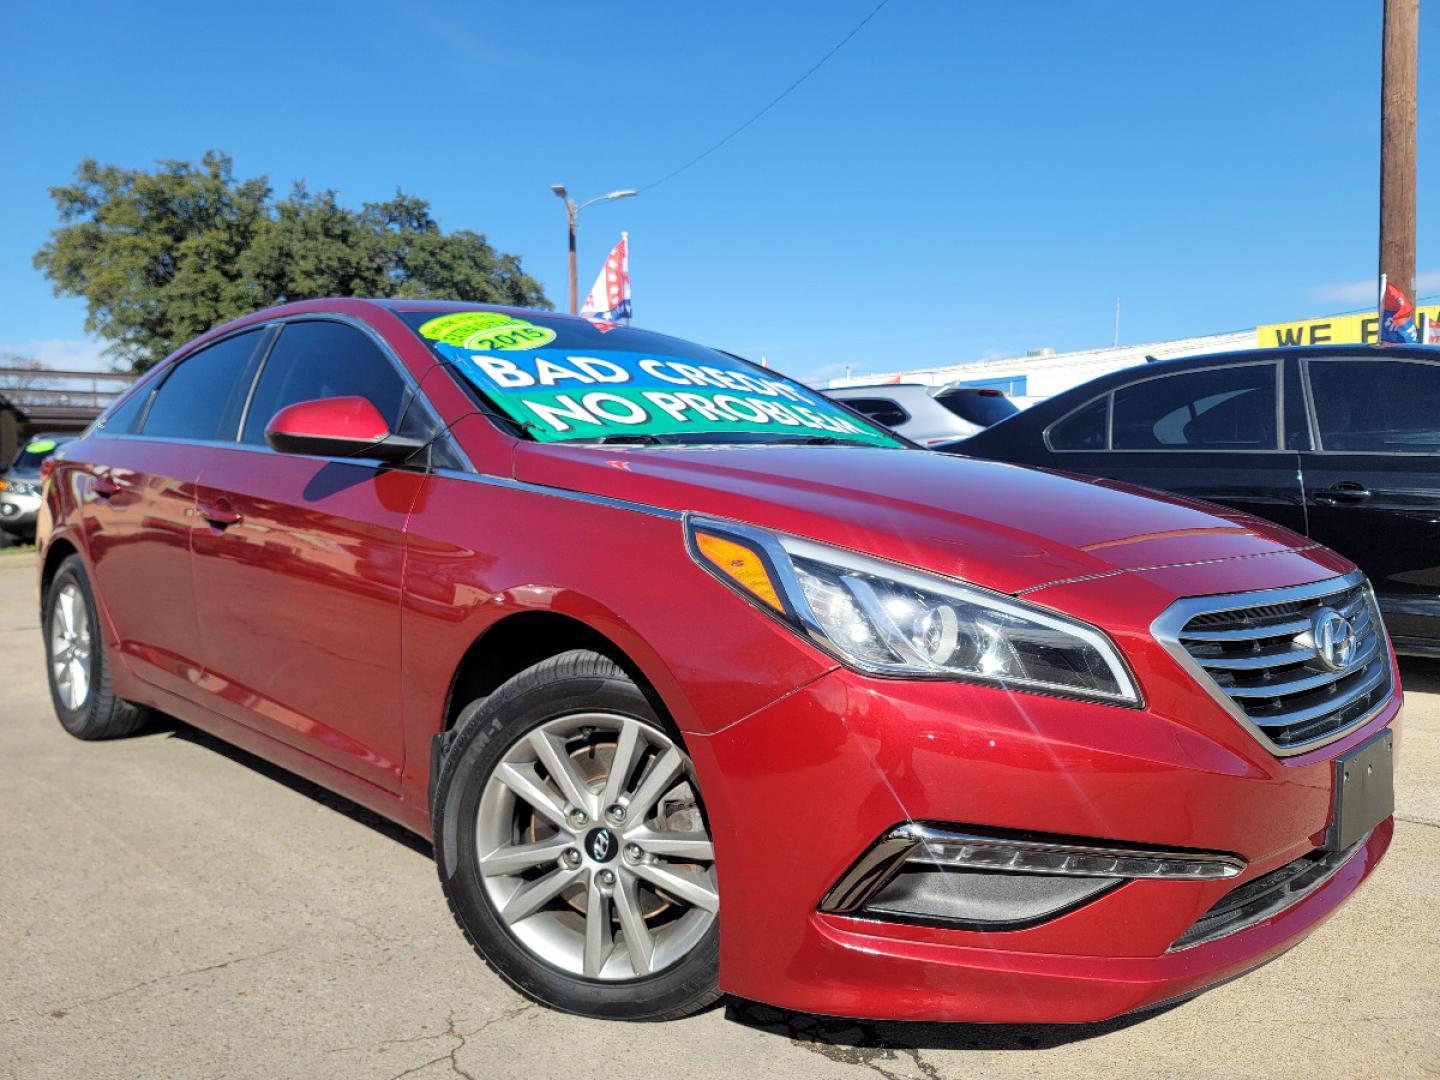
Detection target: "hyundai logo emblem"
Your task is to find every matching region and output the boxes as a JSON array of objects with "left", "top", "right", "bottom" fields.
[
  {"left": 585, "top": 827, "right": 617, "bottom": 863},
  {"left": 1312, "top": 608, "right": 1358, "bottom": 672}
]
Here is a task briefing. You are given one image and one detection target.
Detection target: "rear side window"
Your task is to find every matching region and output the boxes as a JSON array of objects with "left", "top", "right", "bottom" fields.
[
  {"left": 937, "top": 390, "right": 1018, "bottom": 426},
  {"left": 1111, "top": 365, "right": 1277, "bottom": 450},
  {"left": 141, "top": 330, "right": 264, "bottom": 441},
  {"left": 1307, "top": 359, "right": 1440, "bottom": 452},
  {"left": 1048, "top": 396, "right": 1107, "bottom": 450},
  {"left": 97, "top": 387, "right": 150, "bottom": 436},
  {"left": 241, "top": 321, "right": 411, "bottom": 446},
  {"left": 841, "top": 397, "right": 909, "bottom": 428}
]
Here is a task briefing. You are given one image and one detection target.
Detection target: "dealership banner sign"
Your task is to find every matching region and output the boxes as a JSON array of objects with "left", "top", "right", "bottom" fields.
[
  {"left": 419, "top": 318, "right": 898, "bottom": 445},
  {"left": 1257, "top": 306, "right": 1440, "bottom": 348}
]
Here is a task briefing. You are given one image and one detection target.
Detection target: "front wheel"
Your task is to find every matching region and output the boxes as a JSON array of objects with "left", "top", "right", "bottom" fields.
[{"left": 433, "top": 650, "right": 720, "bottom": 1020}]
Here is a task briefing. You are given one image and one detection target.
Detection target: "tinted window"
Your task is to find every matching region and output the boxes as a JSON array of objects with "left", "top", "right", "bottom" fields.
[
  {"left": 1048, "top": 396, "right": 1107, "bottom": 450},
  {"left": 937, "top": 390, "right": 1018, "bottom": 426},
  {"left": 1112, "top": 365, "right": 1276, "bottom": 450},
  {"left": 841, "top": 397, "right": 909, "bottom": 427},
  {"left": 241, "top": 321, "right": 412, "bottom": 446},
  {"left": 1308, "top": 359, "right": 1440, "bottom": 452},
  {"left": 141, "top": 330, "right": 263, "bottom": 441},
  {"left": 97, "top": 386, "right": 150, "bottom": 436}
]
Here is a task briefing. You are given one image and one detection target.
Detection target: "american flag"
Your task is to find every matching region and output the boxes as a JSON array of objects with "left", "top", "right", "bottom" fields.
[{"left": 581, "top": 233, "right": 631, "bottom": 323}]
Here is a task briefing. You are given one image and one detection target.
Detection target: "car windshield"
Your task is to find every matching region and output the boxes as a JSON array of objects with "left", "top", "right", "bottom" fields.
[
  {"left": 7, "top": 438, "right": 69, "bottom": 475},
  {"left": 396, "top": 309, "right": 904, "bottom": 449}
]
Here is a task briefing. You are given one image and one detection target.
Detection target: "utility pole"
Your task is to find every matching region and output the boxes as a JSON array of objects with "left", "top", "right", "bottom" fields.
[{"left": 1380, "top": 0, "right": 1418, "bottom": 301}]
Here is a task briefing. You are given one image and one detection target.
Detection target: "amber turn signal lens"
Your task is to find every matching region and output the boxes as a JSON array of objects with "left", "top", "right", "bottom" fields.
[{"left": 694, "top": 531, "right": 785, "bottom": 612}]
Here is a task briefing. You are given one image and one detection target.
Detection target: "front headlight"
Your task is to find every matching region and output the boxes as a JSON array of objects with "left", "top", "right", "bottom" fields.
[{"left": 687, "top": 516, "right": 1140, "bottom": 706}]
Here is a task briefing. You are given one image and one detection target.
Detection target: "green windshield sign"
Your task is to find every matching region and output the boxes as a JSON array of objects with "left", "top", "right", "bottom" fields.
[{"left": 429, "top": 343, "right": 901, "bottom": 447}]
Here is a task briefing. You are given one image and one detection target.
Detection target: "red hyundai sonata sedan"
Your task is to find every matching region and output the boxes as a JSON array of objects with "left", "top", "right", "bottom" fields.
[{"left": 37, "top": 299, "right": 1397, "bottom": 1022}]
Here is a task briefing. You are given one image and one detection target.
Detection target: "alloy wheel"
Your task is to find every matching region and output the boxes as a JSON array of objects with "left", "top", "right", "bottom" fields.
[
  {"left": 50, "top": 582, "right": 92, "bottom": 711},
  {"left": 475, "top": 712, "right": 718, "bottom": 981}
]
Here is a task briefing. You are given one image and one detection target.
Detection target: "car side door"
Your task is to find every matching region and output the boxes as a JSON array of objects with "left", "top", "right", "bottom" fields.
[
  {"left": 186, "top": 316, "right": 443, "bottom": 792},
  {"left": 78, "top": 327, "right": 270, "bottom": 702},
  {"left": 1040, "top": 360, "right": 1308, "bottom": 535},
  {"left": 1299, "top": 353, "right": 1440, "bottom": 652}
]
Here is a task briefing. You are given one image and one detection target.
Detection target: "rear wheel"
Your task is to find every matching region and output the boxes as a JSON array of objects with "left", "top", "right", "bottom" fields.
[
  {"left": 44, "top": 554, "right": 147, "bottom": 740},
  {"left": 433, "top": 649, "right": 720, "bottom": 1020}
]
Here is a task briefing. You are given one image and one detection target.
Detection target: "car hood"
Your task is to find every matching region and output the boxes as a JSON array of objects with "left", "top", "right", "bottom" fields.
[{"left": 514, "top": 443, "right": 1320, "bottom": 596}]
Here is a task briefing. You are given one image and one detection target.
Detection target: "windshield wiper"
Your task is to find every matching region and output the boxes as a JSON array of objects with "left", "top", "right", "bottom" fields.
[
  {"left": 588, "top": 433, "right": 670, "bottom": 446},
  {"left": 768, "top": 434, "right": 876, "bottom": 447}
]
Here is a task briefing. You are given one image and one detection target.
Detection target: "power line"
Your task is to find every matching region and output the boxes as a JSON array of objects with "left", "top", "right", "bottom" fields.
[{"left": 638, "top": 0, "right": 894, "bottom": 193}]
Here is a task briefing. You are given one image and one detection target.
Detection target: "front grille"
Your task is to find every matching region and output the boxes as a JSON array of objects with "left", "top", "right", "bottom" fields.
[
  {"left": 1169, "top": 835, "right": 1366, "bottom": 950},
  {"left": 1154, "top": 572, "right": 1394, "bottom": 756}
]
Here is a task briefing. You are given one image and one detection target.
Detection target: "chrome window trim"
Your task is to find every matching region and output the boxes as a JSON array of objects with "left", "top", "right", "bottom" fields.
[
  {"left": 94, "top": 431, "right": 446, "bottom": 473},
  {"left": 1045, "top": 359, "right": 1286, "bottom": 455},
  {"left": 1300, "top": 354, "right": 1440, "bottom": 456},
  {"left": 1150, "top": 569, "right": 1395, "bottom": 756}
]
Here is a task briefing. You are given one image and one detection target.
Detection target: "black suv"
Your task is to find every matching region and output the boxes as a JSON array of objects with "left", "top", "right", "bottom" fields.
[{"left": 948, "top": 345, "right": 1440, "bottom": 654}]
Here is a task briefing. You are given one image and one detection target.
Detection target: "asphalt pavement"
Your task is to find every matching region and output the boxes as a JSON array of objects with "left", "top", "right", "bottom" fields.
[{"left": 1, "top": 553, "right": 1436, "bottom": 1079}]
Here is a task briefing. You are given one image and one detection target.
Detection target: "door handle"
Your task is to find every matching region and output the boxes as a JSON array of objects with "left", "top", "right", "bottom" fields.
[
  {"left": 1313, "top": 481, "right": 1372, "bottom": 504},
  {"left": 198, "top": 499, "right": 243, "bottom": 529},
  {"left": 92, "top": 476, "right": 122, "bottom": 499}
]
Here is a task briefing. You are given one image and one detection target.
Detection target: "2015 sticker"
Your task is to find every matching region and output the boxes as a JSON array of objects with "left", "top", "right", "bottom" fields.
[{"left": 417, "top": 312, "right": 557, "bottom": 352}]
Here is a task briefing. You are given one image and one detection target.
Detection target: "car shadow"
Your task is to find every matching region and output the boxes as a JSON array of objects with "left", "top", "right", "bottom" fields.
[
  {"left": 146, "top": 715, "right": 433, "bottom": 859},
  {"left": 723, "top": 997, "right": 1178, "bottom": 1055},
  {"left": 1399, "top": 655, "right": 1440, "bottom": 694}
]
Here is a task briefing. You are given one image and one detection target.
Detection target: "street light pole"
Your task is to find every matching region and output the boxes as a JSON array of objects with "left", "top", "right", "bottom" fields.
[{"left": 551, "top": 185, "right": 637, "bottom": 314}]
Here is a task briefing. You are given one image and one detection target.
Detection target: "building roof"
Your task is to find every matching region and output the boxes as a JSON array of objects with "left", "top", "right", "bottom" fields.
[{"left": 827, "top": 330, "right": 1256, "bottom": 391}]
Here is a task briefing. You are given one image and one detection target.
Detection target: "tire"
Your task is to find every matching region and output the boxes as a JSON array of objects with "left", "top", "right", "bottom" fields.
[
  {"left": 433, "top": 649, "right": 721, "bottom": 1021},
  {"left": 43, "top": 554, "right": 148, "bottom": 740}
]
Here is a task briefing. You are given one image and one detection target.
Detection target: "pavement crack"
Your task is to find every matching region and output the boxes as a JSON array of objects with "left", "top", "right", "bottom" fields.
[
  {"left": 38, "top": 947, "right": 287, "bottom": 1015},
  {"left": 1396, "top": 814, "right": 1440, "bottom": 830},
  {"left": 383, "top": 1004, "right": 531, "bottom": 1080}
]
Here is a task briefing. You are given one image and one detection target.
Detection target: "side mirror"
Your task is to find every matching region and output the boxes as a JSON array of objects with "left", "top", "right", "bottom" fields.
[{"left": 265, "top": 396, "right": 427, "bottom": 463}]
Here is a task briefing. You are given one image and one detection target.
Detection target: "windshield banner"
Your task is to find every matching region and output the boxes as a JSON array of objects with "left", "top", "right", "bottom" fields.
[{"left": 430, "top": 342, "right": 900, "bottom": 446}]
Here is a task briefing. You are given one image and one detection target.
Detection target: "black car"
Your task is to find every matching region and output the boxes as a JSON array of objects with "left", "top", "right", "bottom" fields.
[{"left": 948, "top": 344, "right": 1440, "bottom": 655}]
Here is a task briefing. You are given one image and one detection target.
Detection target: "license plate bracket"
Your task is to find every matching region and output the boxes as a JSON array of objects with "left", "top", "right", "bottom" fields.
[{"left": 1325, "top": 728, "right": 1394, "bottom": 852}]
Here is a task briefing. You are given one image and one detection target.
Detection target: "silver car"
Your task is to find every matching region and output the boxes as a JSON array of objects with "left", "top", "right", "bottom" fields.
[
  {"left": 825, "top": 383, "right": 1018, "bottom": 445},
  {"left": 0, "top": 435, "right": 72, "bottom": 543}
]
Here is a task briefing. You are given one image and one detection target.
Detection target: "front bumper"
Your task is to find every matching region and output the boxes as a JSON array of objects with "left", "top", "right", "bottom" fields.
[
  {"left": 687, "top": 663, "right": 1399, "bottom": 1023},
  {"left": 0, "top": 491, "right": 40, "bottom": 535}
]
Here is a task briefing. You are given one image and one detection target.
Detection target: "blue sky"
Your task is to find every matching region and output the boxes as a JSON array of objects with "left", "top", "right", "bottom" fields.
[{"left": 1, "top": 0, "right": 1436, "bottom": 382}]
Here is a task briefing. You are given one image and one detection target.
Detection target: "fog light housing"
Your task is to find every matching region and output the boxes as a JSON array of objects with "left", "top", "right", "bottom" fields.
[{"left": 821, "top": 824, "right": 1245, "bottom": 930}]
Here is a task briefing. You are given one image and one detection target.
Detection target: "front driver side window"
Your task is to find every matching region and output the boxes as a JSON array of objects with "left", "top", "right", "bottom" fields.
[
  {"left": 240, "top": 320, "right": 414, "bottom": 446},
  {"left": 1111, "top": 365, "right": 1277, "bottom": 451},
  {"left": 1308, "top": 359, "right": 1440, "bottom": 452}
]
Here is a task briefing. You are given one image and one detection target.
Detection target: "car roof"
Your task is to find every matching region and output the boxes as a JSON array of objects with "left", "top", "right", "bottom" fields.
[{"left": 1041, "top": 343, "right": 1440, "bottom": 406}]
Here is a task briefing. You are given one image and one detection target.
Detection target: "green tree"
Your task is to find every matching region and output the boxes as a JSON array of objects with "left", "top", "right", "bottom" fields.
[{"left": 34, "top": 152, "right": 550, "bottom": 370}]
